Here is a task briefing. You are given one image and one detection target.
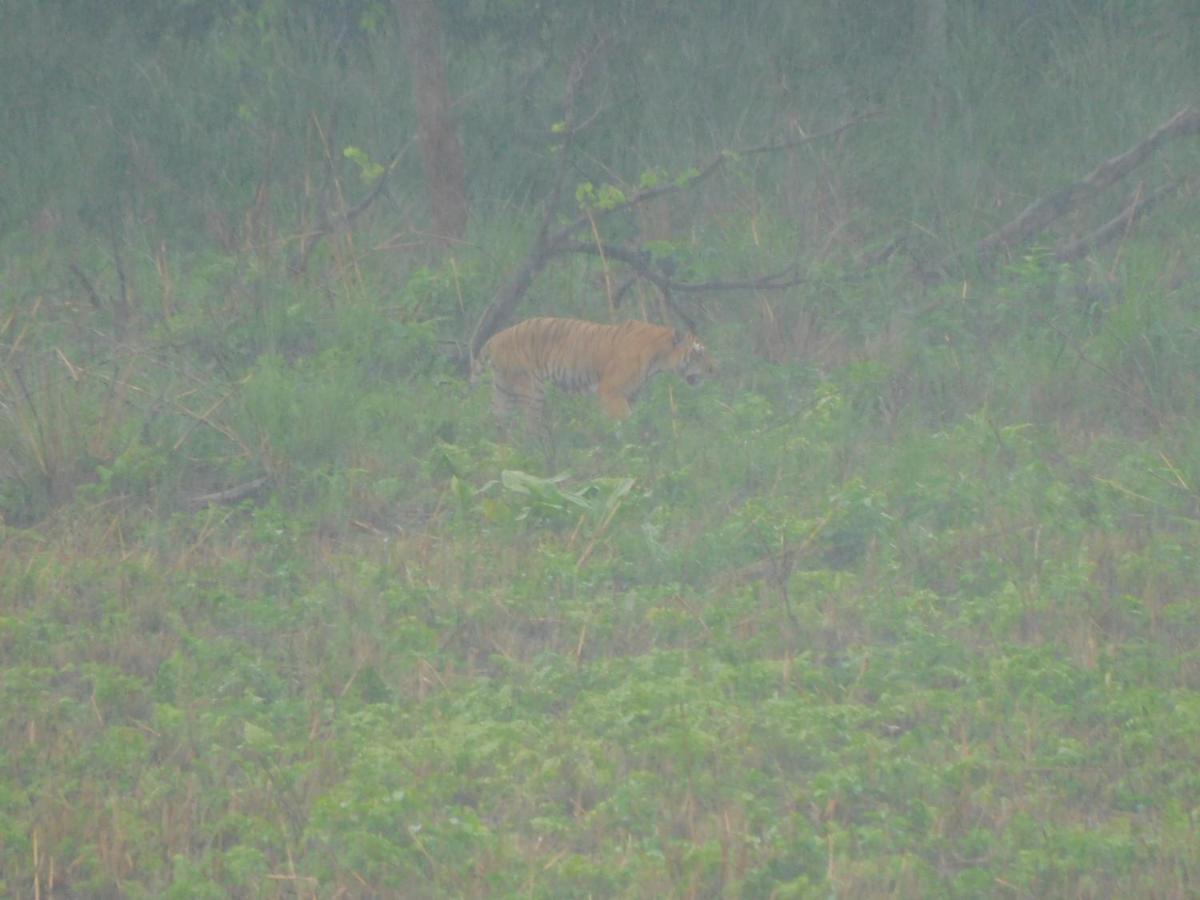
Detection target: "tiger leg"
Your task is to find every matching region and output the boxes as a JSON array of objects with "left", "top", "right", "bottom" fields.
[
  {"left": 491, "top": 371, "right": 534, "bottom": 431},
  {"left": 597, "top": 384, "right": 633, "bottom": 420},
  {"left": 490, "top": 376, "right": 520, "bottom": 425},
  {"left": 492, "top": 371, "right": 548, "bottom": 439},
  {"left": 523, "top": 381, "right": 549, "bottom": 443}
]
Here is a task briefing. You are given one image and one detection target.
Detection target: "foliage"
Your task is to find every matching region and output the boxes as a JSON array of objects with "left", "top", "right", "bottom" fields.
[{"left": 4, "top": 1, "right": 1200, "bottom": 897}]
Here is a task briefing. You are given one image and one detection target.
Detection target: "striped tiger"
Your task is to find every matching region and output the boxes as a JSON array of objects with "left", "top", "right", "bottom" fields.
[{"left": 473, "top": 317, "right": 715, "bottom": 432}]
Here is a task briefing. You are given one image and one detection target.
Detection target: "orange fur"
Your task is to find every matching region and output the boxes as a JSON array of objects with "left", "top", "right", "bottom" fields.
[{"left": 475, "top": 317, "right": 715, "bottom": 432}]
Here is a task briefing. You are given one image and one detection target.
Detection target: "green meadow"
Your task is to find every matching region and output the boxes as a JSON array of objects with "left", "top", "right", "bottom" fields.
[{"left": 3, "top": 2, "right": 1199, "bottom": 896}]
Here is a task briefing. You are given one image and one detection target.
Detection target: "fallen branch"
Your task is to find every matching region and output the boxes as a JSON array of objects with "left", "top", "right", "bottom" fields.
[
  {"left": 184, "top": 477, "right": 269, "bottom": 511},
  {"left": 1054, "top": 180, "right": 1182, "bottom": 263},
  {"left": 976, "top": 103, "right": 1200, "bottom": 264}
]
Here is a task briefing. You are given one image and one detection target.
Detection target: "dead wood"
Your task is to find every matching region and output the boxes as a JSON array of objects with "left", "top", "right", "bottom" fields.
[
  {"left": 184, "top": 477, "right": 269, "bottom": 511},
  {"left": 976, "top": 103, "right": 1200, "bottom": 264},
  {"left": 467, "top": 38, "right": 609, "bottom": 362},
  {"left": 1054, "top": 180, "right": 1182, "bottom": 263},
  {"left": 468, "top": 109, "right": 880, "bottom": 363}
]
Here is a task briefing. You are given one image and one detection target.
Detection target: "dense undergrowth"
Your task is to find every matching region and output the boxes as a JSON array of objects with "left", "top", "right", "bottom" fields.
[
  {"left": 4, "top": 1, "right": 1200, "bottom": 897},
  {"left": 4, "top": 238, "right": 1199, "bottom": 897}
]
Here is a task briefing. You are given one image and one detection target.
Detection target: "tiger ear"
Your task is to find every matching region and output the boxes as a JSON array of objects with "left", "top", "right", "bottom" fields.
[{"left": 672, "top": 329, "right": 689, "bottom": 347}]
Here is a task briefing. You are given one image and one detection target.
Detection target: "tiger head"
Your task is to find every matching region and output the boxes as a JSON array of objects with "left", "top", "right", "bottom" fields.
[{"left": 670, "top": 331, "right": 716, "bottom": 386}]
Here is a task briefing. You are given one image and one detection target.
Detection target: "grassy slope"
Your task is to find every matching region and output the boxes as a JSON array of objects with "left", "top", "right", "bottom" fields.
[
  {"left": 4, "top": 244, "right": 1199, "bottom": 897},
  {"left": 3, "top": 4, "right": 1200, "bottom": 898}
]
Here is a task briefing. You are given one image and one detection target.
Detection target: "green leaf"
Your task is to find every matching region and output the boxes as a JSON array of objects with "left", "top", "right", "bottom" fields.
[
  {"left": 343, "top": 145, "right": 385, "bottom": 183},
  {"left": 575, "top": 181, "right": 596, "bottom": 207}
]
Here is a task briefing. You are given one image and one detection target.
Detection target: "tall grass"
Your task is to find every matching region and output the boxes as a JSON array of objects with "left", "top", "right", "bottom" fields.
[
  {"left": 3, "top": 2, "right": 1200, "bottom": 895},
  {"left": 6, "top": 2, "right": 1195, "bottom": 255}
]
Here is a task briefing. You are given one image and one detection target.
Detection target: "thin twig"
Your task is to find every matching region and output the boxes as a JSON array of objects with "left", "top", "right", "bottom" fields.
[
  {"left": 290, "top": 133, "right": 415, "bottom": 274},
  {"left": 557, "top": 239, "right": 805, "bottom": 294},
  {"left": 468, "top": 108, "right": 879, "bottom": 359},
  {"left": 549, "top": 109, "right": 883, "bottom": 250}
]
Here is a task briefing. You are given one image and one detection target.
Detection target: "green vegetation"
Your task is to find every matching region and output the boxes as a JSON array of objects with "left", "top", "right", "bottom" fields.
[{"left": 3, "top": 1, "right": 1200, "bottom": 896}]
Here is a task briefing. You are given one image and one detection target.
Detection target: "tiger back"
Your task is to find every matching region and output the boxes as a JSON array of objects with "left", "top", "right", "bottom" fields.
[{"left": 476, "top": 316, "right": 715, "bottom": 432}]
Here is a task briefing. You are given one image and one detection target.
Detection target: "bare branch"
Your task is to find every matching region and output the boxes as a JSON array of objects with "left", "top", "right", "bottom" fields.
[
  {"left": 533, "top": 37, "right": 609, "bottom": 250},
  {"left": 468, "top": 252, "right": 551, "bottom": 362},
  {"left": 290, "top": 138, "right": 415, "bottom": 275},
  {"left": 556, "top": 239, "right": 805, "bottom": 294},
  {"left": 976, "top": 103, "right": 1200, "bottom": 263},
  {"left": 549, "top": 108, "right": 883, "bottom": 248},
  {"left": 468, "top": 36, "right": 610, "bottom": 361},
  {"left": 467, "top": 107, "right": 877, "bottom": 362},
  {"left": 1054, "top": 180, "right": 1182, "bottom": 263}
]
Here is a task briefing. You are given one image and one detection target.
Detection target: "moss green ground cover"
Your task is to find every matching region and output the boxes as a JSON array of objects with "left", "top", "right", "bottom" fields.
[{"left": 3, "top": 2, "right": 1200, "bottom": 896}]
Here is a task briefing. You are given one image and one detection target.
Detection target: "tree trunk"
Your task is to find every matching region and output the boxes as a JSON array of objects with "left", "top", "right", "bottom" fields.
[
  {"left": 395, "top": 0, "right": 468, "bottom": 246},
  {"left": 917, "top": 0, "right": 948, "bottom": 128}
]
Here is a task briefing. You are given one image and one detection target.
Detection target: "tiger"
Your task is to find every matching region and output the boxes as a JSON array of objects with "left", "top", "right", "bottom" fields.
[{"left": 472, "top": 317, "right": 716, "bottom": 432}]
